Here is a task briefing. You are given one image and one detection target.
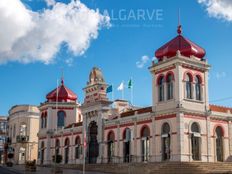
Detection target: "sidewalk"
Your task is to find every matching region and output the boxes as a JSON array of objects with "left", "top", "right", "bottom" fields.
[{"left": 6, "top": 164, "right": 109, "bottom": 174}]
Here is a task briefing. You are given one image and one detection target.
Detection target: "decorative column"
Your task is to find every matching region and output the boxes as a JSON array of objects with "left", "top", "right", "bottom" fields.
[
  {"left": 116, "top": 120, "right": 120, "bottom": 162},
  {"left": 228, "top": 121, "right": 232, "bottom": 155},
  {"left": 177, "top": 112, "right": 184, "bottom": 161},
  {"left": 206, "top": 116, "right": 211, "bottom": 162},
  {"left": 132, "top": 117, "right": 137, "bottom": 162}
]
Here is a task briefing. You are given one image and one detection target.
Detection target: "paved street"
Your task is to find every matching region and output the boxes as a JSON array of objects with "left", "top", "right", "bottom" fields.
[{"left": 0, "top": 165, "right": 109, "bottom": 174}]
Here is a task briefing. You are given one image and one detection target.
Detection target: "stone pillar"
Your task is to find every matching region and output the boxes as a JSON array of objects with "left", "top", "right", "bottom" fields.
[
  {"left": 176, "top": 112, "right": 184, "bottom": 161},
  {"left": 47, "top": 107, "right": 52, "bottom": 130},
  {"left": 97, "top": 111, "right": 103, "bottom": 163},
  {"left": 46, "top": 136, "right": 51, "bottom": 164},
  {"left": 116, "top": 121, "right": 120, "bottom": 162},
  {"left": 228, "top": 121, "right": 232, "bottom": 155},
  {"left": 151, "top": 115, "right": 156, "bottom": 162},
  {"left": 206, "top": 116, "right": 212, "bottom": 162},
  {"left": 133, "top": 118, "right": 137, "bottom": 162}
]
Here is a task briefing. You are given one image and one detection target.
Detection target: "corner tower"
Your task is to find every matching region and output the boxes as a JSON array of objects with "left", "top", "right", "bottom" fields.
[{"left": 150, "top": 25, "right": 210, "bottom": 114}]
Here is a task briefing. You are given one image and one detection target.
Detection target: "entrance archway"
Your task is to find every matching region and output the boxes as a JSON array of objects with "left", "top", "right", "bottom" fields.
[
  {"left": 216, "top": 126, "right": 224, "bottom": 162},
  {"left": 88, "top": 121, "right": 98, "bottom": 164},
  {"left": 123, "top": 128, "right": 131, "bottom": 163},
  {"left": 161, "top": 123, "right": 170, "bottom": 161},
  {"left": 191, "top": 122, "right": 201, "bottom": 161}
]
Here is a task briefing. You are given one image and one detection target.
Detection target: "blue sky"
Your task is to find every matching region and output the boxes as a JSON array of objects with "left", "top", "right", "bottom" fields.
[{"left": 1, "top": 0, "right": 232, "bottom": 115}]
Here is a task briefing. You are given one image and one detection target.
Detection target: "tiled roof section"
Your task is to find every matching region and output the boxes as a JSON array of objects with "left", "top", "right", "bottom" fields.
[
  {"left": 121, "top": 106, "right": 152, "bottom": 118},
  {"left": 209, "top": 104, "right": 232, "bottom": 113},
  {"left": 65, "top": 122, "right": 83, "bottom": 129}
]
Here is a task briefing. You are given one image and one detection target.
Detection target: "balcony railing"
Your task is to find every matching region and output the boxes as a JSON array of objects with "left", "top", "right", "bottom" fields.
[{"left": 16, "top": 135, "right": 29, "bottom": 143}]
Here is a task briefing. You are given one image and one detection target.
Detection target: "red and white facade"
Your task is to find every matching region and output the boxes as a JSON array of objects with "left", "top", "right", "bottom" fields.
[{"left": 38, "top": 26, "right": 232, "bottom": 165}]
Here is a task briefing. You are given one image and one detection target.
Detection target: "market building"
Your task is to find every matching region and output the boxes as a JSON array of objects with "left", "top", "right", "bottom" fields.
[{"left": 38, "top": 25, "right": 232, "bottom": 164}]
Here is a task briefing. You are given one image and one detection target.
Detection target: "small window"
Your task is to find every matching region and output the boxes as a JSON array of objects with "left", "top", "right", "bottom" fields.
[
  {"left": 166, "top": 74, "right": 174, "bottom": 100},
  {"left": 185, "top": 74, "right": 192, "bottom": 99},
  {"left": 195, "top": 76, "right": 201, "bottom": 101},
  {"left": 158, "top": 76, "right": 165, "bottom": 102}
]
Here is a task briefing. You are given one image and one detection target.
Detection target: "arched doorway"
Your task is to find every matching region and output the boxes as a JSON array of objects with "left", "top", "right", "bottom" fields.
[
  {"left": 141, "top": 126, "right": 150, "bottom": 162},
  {"left": 40, "top": 141, "right": 44, "bottom": 164},
  {"left": 216, "top": 126, "right": 224, "bottom": 162},
  {"left": 88, "top": 121, "right": 99, "bottom": 164},
  {"left": 191, "top": 122, "right": 201, "bottom": 161},
  {"left": 64, "top": 138, "right": 70, "bottom": 164},
  {"left": 19, "top": 147, "right": 26, "bottom": 164},
  {"left": 161, "top": 123, "right": 170, "bottom": 161},
  {"left": 123, "top": 128, "right": 131, "bottom": 163},
  {"left": 107, "top": 131, "right": 114, "bottom": 163}
]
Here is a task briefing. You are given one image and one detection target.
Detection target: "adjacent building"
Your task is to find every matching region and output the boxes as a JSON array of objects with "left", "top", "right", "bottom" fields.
[
  {"left": 8, "top": 105, "right": 40, "bottom": 164},
  {"left": 0, "top": 116, "right": 7, "bottom": 164},
  {"left": 38, "top": 25, "right": 232, "bottom": 165}
]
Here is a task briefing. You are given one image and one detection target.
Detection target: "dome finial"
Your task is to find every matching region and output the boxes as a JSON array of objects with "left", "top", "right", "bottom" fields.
[
  {"left": 177, "top": 8, "right": 182, "bottom": 35},
  {"left": 61, "top": 67, "right": 64, "bottom": 85}
]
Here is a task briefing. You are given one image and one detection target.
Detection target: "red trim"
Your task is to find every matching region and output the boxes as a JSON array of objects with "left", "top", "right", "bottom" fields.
[
  {"left": 39, "top": 137, "right": 46, "bottom": 140},
  {"left": 137, "top": 120, "right": 152, "bottom": 125},
  {"left": 210, "top": 119, "right": 228, "bottom": 124},
  {"left": 73, "top": 131, "right": 82, "bottom": 135},
  {"left": 213, "top": 124, "right": 225, "bottom": 137},
  {"left": 184, "top": 114, "right": 206, "bottom": 120},
  {"left": 120, "top": 123, "right": 134, "bottom": 128},
  {"left": 140, "top": 125, "right": 150, "bottom": 137},
  {"left": 194, "top": 73, "right": 203, "bottom": 84},
  {"left": 182, "top": 64, "right": 204, "bottom": 73},
  {"left": 165, "top": 71, "right": 175, "bottom": 81},
  {"left": 122, "top": 127, "right": 132, "bottom": 139},
  {"left": 156, "top": 74, "right": 165, "bottom": 85},
  {"left": 107, "top": 130, "right": 115, "bottom": 141},
  {"left": 155, "top": 114, "right": 176, "bottom": 120},
  {"left": 52, "top": 107, "right": 74, "bottom": 110},
  {"left": 105, "top": 125, "right": 117, "bottom": 130},
  {"left": 154, "top": 65, "right": 176, "bottom": 75},
  {"left": 183, "top": 71, "right": 193, "bottom": 82}
]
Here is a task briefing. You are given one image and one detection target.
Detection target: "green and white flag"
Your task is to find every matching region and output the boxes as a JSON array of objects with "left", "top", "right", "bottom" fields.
[{"left": 128, "top": 79, "right": 132, "bottom": 89}]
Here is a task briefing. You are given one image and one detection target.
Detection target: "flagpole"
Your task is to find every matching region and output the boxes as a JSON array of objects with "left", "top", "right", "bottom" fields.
[
  {"left": 122, "top": 82, "right": 124, "bottom": 100},
  {"left": 112, "top": 84, "right": 114, "bottom": 101},
  {"left": 131, "top": 77, "right": 133, "bottom": 105}
]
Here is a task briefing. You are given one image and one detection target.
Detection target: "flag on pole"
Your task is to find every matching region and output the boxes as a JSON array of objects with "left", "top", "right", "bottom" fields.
[
  {"left": 117, "top": 82, "right": 124, "bottom": 91},
  {"left": 128, "top": 79, "right": 132, "bottom": 89},
  {"left": 106, "top": 85, "right": 113, "bottom": 93}
]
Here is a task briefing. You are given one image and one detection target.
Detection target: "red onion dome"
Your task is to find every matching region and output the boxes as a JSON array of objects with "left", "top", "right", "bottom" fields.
[
  {"left": 46, "top": 79, "right": 77, "bottom": 102},
  {"left": 155, "top": 25, "right": 206, "bottom": 60}
]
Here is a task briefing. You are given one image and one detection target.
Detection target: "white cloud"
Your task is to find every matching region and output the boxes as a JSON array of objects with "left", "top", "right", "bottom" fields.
[
  {"left": 0, "top": 0, "right": 110, "bottom": 64},
  {"left": 45, "top": 0, "right": 56, "bottom": 6},
  {"left": 216, "top": 71, "right": 226, "bottom": 79},
  {"left": 136, "top": 55, "right": 150, "bottom": 68},
  {"left": 198, "top": 0, "right": 232, "bottom": 22}
]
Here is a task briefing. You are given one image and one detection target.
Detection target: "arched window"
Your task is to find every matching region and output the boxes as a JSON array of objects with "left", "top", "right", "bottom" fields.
[
  {"left": 141, "top": 126, "right": 150, "bottom": 162},
  {"left": 215, "top": 126, "right": 224, "bottom": 161},
  {"left": 107, "top": 131, "right": 115, "bottom": 163},
  {"left": 123, "top": 128, "right": 131, "bottom": 163},
  {"left": 185, "top": 73, "right": 192, "bottom": 99},
  {"left": 195, "top": 76, "right": 201, "bottom": 101},
  {"left": 64, "top": 138, "right": 70, "bottom": 164},
  {"left": 57, "top": 111, "right": 65, "bottom": 128},
  {"left": 55, "top": 139, "right": 60, "bottom": 156},
  {"left": 40, "top": 141, "right": 45, "bottom": 164},
  {"left": 75, "top": 137, "right": 81, "bottom": 159},
  {"left": 161, "top": 123, "right": 170, "bottom": 161},
  {"left": 166, "top": 74, "right": 174, "bottom": 100},
  {"left": 158, "top": 76, "right": 165, "bottom": 102},
  {"left": 191, "top": 122, "right": 201, "bottom": 161}
]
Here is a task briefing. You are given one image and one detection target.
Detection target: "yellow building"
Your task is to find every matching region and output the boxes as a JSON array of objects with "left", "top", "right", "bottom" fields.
[{"left": 8, "top": 105, "right": 39, "bottom": 164}]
